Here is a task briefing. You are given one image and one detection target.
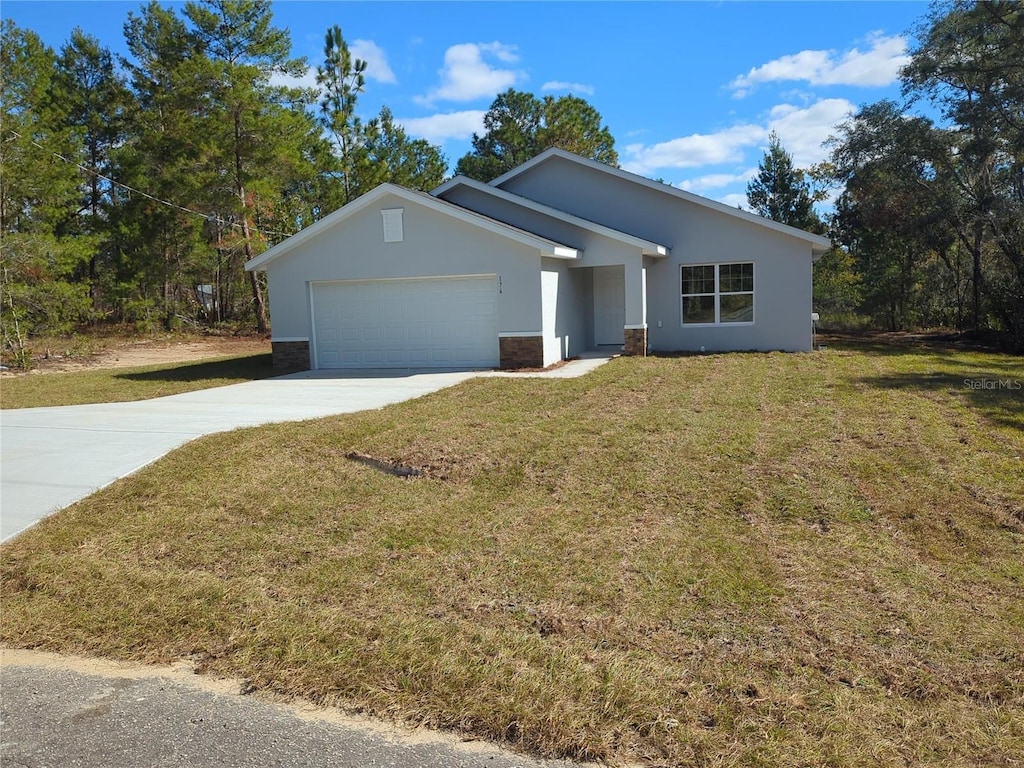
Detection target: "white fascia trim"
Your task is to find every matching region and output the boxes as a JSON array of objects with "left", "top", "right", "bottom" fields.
[
  {"left": 489, "top": 148, "right": 832, "bottom": 253},
  {"left": 498, "top": 331, "right": 544, "bottom": 338},
  {"left": 271, "top": 337, "right": 309, "bottom": 343},
  {"left": 623, "top": 324, "right": 648, "bottom": 330},
  {"left": 245, "top": 183, "right": 579, "bottom": 271},
  {"left": 433, "top": 175, "right": 670, "bottom": 257}
]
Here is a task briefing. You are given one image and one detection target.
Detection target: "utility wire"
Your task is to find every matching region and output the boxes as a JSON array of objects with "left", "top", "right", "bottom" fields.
[{"left": 7, "top": 129, "right": 298, "bottom": 240}]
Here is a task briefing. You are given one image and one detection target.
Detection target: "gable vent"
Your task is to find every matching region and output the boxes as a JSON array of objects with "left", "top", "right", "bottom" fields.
[{"left": 381, "top": 208, "right": 404, "bottom": 243}]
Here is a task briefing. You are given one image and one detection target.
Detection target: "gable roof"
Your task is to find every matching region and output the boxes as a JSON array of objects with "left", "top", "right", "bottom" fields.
[
  {"left": 433, "top": 175, "right": 670, "bottom": 257},
  {"left": 489, "top": 148, "right": 832, "bottom": 258},
  {"left": 245, "top": 183, "right": 579, "bottom": 271}
]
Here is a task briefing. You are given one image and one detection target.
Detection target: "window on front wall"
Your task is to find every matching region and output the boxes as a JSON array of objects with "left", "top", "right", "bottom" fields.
[{"left": 681, "top": 262, "right": 754, "bottom": 325}]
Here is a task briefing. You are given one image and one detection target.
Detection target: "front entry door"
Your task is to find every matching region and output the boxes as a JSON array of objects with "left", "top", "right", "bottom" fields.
[{"left": 594, "top": 266, "right": 625, "bottom": 346}]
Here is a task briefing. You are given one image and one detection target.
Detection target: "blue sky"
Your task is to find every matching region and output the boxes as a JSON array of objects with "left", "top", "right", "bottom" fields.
[{"left": 4, "top": 1, "right": 929, "bottom": 208}]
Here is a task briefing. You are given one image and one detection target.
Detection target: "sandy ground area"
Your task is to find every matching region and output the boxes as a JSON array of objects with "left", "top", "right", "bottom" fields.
[{"left": 2, "top": 337, "right": 271, "bottom": 376}]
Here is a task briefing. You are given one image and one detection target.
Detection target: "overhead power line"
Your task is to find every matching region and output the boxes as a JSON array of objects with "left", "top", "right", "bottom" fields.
[{"left": 7, "top": 129, "right": 298, "bottom": 240}]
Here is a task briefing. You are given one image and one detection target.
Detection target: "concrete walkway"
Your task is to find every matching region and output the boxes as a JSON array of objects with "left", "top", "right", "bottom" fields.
[
  {"left": 0, "top": 649, "right": 587, "bottom": 768},
  {"left": 0, "top": 354, "right": 613, "bottom": 541}
]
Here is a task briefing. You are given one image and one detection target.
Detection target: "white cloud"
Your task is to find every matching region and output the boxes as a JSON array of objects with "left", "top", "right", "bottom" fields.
[
  {"left": 541, "top": 80, "right": 595, "bottom": 96},
  {"left": 767, "top": 98, "right": 855, "bottom": 167},
  {"left": 621, "top": 124, "right": 765, "bottom": 176},
  {"left": 417, "top": 42, "right": 525, "bottom": 105},
  {"left": 270, "top": 40, "right": 398, "bottom": 92},
  {"left": 717, "top": 193, "right": 752, "bottom": 211},
  {"left": 270, "top": 66, "right": 320, "bottom": 92},
  {"left": 677, "top": 169, "right": 758, "bottom": 194},
  {"left": 622, "top": 98, "right": 854, "bottom": 179},
  {"left": 397, "top": 110, "right": 486, "bottom": 143},
  {"left": 351, "top": 39, "right": 396, "bottom": 84},
  {"left": 730, "top": 33, "right": 910, "bottom": 96}
]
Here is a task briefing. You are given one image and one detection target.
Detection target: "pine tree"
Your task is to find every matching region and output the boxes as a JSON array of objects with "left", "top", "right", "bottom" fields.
[
  {"left": 1, "top": 21, "right": 92, "bottom": 359},
  {"left": 746, "top": 132, "right": 822, "bottom": 233},
  {"left": 358, "top": 106, "right": 447, "bottom": 193},
  {"left": 56, "top": 29, "right": 132, "bottom": 310},
  {"left": 184, "top": 0, "right": 315, "bottom": 333},
  {"left": 455, "top": 89, "right": 618, "bottom": 182},
  {"left": 316, "top": 24, "right": 366, "bottom": 206},
  {"left": 120, "top": 1, "right": 213, "bottom": 328}
]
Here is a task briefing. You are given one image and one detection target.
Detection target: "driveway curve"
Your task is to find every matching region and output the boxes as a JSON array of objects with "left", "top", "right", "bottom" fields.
[{"left": 0, "top": 369, "right": 478, "bottom": 541}]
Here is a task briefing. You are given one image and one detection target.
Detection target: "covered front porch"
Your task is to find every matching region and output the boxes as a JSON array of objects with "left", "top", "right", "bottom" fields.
[{"left": 567, "top": 253, "right": 652, "bottom": 357}]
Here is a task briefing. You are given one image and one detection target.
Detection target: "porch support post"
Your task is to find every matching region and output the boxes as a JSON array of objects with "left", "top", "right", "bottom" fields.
[{"left": 623, "top": 257, "right": 648, "bottom": 356}]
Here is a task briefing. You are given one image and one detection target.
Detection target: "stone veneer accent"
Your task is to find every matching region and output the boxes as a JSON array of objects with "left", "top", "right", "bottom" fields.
[
  {"left": 623, "top": 327, "right": 648, "bottom": 357},
  {"left": 272, "top": 340, "right": 311, "bottom": 372},
  {"left": 499, "top": 335, "right": 544, "bottom": 369}
]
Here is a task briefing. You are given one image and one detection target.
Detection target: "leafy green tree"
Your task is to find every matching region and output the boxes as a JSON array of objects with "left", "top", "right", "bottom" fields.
[
  {"left": 811, "top": 246, "right": 862, "bottom": 322},
  {"left": 746, "top": 131, "right": 823, "bottom": 233},
  {"left": 455, "top": 89, "right": 618, "bottom": 182},
  {"left": 829, "top": 101, "right": 955, "bottom": 330},
  {"left": 902, "top": 0, "right": 1024, "bottom": 346}
]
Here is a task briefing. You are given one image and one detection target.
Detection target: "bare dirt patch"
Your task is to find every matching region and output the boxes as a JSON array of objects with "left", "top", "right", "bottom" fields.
[{"left": 3, "top": 337, "right": 270, "bottom": 377}]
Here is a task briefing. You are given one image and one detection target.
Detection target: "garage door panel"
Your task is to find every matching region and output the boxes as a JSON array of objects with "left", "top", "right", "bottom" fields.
[{"left": 313, "top": 276, "right": 498, "bottom": 369}]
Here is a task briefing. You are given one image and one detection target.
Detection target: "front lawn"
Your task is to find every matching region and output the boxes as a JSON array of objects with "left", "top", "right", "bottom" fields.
[
  {"left": 2, "top": 341, "right": 1022, "bottom": 766},
  {"left": 0, "top": 352, "right": 274, "bottom": 409}
]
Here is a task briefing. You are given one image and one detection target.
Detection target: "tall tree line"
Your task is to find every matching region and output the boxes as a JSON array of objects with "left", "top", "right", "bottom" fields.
[
  {"left": 0, "top": 1, "right": 448, "bottom": 358},
  {"left": 823, "top": 1, "right": 1018, "bottom": 347},
  {"left": 750, "top": 2, "right": 1021, "bottom": 349}
]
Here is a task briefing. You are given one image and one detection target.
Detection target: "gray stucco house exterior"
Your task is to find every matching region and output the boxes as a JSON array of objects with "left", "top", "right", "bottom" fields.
[{"left": 246, "top": 149, "right": 831, "bottom": 372}]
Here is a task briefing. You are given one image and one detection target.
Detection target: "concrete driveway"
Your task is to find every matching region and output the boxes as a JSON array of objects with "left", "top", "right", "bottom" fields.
[
  {"left": 0, "top": 369, "right": 479, "bottom": 541},
  {"left": 0, "top": 354, "right": 615, "bottom": 542}
]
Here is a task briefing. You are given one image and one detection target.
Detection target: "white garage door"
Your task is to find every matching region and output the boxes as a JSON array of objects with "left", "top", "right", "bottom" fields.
[{"left": 311, "top": 276, "right": 498, "bottom": 369}]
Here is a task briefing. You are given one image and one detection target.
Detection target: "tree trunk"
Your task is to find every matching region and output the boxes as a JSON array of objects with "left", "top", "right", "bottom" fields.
[
  {"left": 971, "top": 218, "right": 984, "bottom": 333},
  {"left": 233, "top": 109, "right": 268, "bottom": 335},
  {"left": 89, "top": 141, "right": 102, "bottom": 316},
  {"left": 243, "top": 217, "right": 269, "bottom": 334}
]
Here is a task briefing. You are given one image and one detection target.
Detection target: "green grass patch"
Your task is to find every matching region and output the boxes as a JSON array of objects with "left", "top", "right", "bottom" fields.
[
  {"left": 2, "top": 340, "right": 1023, "bottom": 765},
  {"left": 0, "top": 353, "right": 274, "bottom": 409}
]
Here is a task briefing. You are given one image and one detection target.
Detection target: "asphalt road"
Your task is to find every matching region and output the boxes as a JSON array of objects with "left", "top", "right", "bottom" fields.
[{"left": 0, "top": 651, "right": 587, "bottom": 768}]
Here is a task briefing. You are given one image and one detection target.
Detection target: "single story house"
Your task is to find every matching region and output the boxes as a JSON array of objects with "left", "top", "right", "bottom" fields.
[{"left": 246, "top": 148, "right": 831, "bottom": 372}]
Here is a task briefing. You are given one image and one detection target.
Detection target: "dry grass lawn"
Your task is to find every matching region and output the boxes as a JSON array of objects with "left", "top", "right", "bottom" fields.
[
  {"left": 2, "top": 339, "right": 1022, "bottom": 766},
  {"left": 0, "top": 349, "right": 273, "bottom": 409}
]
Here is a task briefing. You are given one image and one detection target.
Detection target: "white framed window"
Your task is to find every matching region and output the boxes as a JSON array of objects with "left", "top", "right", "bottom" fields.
[
  {"left": 381, "top": 208, "right": 404, "bottom": 243},
  {"left": 681, "top": 262, "right": 754, "bottom": 325}
]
